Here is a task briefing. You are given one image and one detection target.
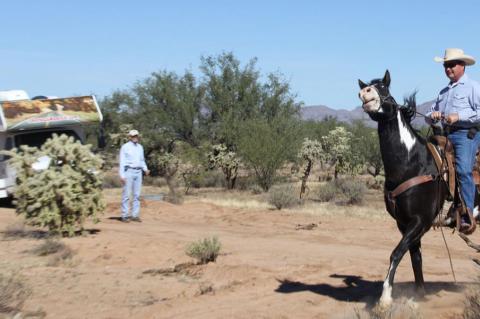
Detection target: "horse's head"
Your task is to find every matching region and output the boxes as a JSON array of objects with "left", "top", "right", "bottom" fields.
[{"left": 358, "top": 70, "right": 398, "bottom": 121}]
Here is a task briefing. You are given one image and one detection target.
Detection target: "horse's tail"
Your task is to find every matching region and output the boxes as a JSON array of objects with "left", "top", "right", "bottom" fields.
[{"left": 401, "top": 91, "right": 417, "bottom": 123}]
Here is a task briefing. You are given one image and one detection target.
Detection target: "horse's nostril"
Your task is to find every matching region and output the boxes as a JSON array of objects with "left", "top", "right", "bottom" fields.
[{"left": 367, "top": 88, "right": 371, "bottom": 92}]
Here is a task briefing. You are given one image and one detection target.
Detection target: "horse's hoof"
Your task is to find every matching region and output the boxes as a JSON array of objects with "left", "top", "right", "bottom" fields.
[{"left": 377, "top": 297, "right": 393, "bottom": 309}]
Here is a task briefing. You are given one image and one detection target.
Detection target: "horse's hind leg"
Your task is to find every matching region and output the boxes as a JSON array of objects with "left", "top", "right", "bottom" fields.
[
  {"left": 409, "top": 240, "right": 425, "bottom": 296},
  {"left": 380, "top": 218, "right": 424, "bottom": 307}
]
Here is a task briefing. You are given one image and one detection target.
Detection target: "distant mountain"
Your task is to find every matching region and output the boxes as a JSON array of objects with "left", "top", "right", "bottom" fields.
[{"left": 301, "top": 100, "right": 434, "bottom": 128}]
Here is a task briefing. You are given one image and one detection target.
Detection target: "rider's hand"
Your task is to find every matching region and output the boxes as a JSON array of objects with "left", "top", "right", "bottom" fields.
[
  {"left": 445, "top": 113, "right": 459, "bottom": 125},
  {"left": 430, "top": 111, "right": 443, "bottom": 121}
]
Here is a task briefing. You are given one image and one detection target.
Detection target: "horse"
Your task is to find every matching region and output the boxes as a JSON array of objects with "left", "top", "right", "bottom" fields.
[{"left": 357, "top": 70, "right": 449, "bottom": 307}]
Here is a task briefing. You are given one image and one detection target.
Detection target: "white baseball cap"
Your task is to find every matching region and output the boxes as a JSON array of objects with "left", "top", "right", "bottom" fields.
[{"left": 128, "top": 129, "right": 139, "bottom": 137}]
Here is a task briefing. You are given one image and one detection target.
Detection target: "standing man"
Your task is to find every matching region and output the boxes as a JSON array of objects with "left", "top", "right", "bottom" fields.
[
  {"left": 428, "top": 48, "right": 480, "bottom": 233},
  {"left": 119, "top": 129, "right": 150, "bottom": 222}
]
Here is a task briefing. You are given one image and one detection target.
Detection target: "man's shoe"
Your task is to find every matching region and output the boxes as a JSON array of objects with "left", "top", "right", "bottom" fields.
[
  {"left": 121, "top": 217, "right": 130, "bottom": 223},
  {"left": 131, "top": 217, "right": 142, "bottom": 223}
]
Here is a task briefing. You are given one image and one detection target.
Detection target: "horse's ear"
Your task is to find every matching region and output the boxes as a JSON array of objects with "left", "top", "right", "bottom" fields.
[
  {"left": 358, "top": 79, "right": 368, "bottom": 89},
  {"left": 383, "top": 70, "right": 391, "bottom": 87}
]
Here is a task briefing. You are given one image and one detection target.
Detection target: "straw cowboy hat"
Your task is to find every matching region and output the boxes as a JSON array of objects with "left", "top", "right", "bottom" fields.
[
  {"left": 434, "top": 48, "right": 476, "bottom": 66},
  {"left": 128, "top": 129, "right": 140, "bottom": 137}
]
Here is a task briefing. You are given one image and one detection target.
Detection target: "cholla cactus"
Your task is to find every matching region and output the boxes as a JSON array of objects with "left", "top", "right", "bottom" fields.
[
  {"left": 180, "top": 161, "right": 201, "bottom": 194},
  {"left": 207, "top": 144, "right": 239, "bottom": 189},
  {"left": 298, "top": 138, "right": 324, "bottom": 198},
  {"left": 152, "top": 153, "right": 179, "bottom": 196},
  {"left": 321, "top": 126, "right": 361, "bottom": 178},
  {"left": 6, "top": 134, "right": 105, "bottom": 236}
]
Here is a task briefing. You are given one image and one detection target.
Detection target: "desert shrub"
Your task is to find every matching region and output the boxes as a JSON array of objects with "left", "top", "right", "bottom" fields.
[
  {"left": 250, "top": 184, "right": 264, "bottom": 195},
  {"left": 31, "top": 239, "right": 67, "bottom": 256},
  {"left": 185, "top": 236, "right": 221, "bottom": 264},
  {"left": 236, "top": 175, "right": 257, "bottom": 191},
  {"left": 367, "top": 175, "right": 385, "bottom": 190},
  {"left": 143, "top": 176, "right": 167, "bottom": 187},
  {"left": 191, "top": 170, "right": 225, "bottom": 188},
  {"left": 164, "top": 192, "right": 184, "bottom": 205},
  {"left": 102, "top": 173, "right": 123, "bottom": 188},
  {"left": 5, "top": 134, "right": 105, "bottom": 237},
  {"left": 464, "top": 284, "right": 480, "bottom": 319},
  {"left": 336, "top": 178, "right": 367, "bottom": 205},
  {"left": 316, "top": 182, "right": 337, "bottom": 202},
  {"left": 0, "top": 272, "right": 31, "bottom": 314},
  {"left": 268, "top": 185, "right": 301, "bottom": 210}
]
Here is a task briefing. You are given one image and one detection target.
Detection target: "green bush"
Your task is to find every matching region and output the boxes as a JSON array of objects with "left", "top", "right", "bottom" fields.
[
  {"left": 191, "top": 170, "right": 225, "bottom": 188},
  {"left": 268, "top": 185, "right": 301, "bottom": 210},
  {"left": 6, "top": 134, "right": 105, "bottom": 237},
  {"left": 316, "top": 182, "right": 337, "bottom": 202},
  {"left": 186, "top": 236, "right": 221, "bottom": 264},
  {"left": 335, "top": 178, "right": 367, "bottom": 205}
]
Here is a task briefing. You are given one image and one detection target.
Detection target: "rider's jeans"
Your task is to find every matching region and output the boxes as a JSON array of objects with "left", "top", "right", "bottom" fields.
[{"left": 448, "top": 129, "right": 480, "bottom": 212}]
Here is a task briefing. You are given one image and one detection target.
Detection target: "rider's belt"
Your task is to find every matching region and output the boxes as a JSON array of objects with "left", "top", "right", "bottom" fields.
[{"left": 125, "top": 166, "right": 143, "bottom": 171}]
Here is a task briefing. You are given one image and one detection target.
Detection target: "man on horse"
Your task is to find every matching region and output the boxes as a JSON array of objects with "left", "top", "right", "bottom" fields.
[{"left": 427, "top": 48, "right": 480, "bottom": 233}]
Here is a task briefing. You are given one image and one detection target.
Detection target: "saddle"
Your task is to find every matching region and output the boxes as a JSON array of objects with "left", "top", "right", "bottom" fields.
[{"left": 427, "top": 135, "right": 480, "bottom": 234}]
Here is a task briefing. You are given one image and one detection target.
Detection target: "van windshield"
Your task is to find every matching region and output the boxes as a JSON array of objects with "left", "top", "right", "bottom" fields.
[{"left": 14, "top": 130, "right": 80, "bottom": 148}]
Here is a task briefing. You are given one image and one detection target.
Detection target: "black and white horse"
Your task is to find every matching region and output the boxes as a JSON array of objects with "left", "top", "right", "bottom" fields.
[{"left": 358, "top": 70, "right": 448, "bottom": 306}]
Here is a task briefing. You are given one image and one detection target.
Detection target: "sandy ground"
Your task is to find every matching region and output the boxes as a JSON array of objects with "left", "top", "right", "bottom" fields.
[{"left": 1, "top": 187, "right": 480, "bottom": 319}]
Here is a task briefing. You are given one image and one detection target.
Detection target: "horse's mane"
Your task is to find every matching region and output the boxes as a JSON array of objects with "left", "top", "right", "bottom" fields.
[{"left": 401, "top": 91, "right": 417, "bottom": 124}]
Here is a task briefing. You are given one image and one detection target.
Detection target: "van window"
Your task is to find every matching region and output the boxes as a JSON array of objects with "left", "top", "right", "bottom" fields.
[
  {"left": 14, "top": 131, "right": 80, "bottom": 148},
  {"left": 0, "top": 137, "right": 13, "bottom": 161}
]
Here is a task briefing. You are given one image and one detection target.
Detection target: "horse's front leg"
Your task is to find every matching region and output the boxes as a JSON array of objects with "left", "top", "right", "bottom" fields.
[
  {"left": 380, "top": 217, "right": 424, "bottom": 307},
  {"left": 409, "top": 240, "right": 425, "bottom": 296}
]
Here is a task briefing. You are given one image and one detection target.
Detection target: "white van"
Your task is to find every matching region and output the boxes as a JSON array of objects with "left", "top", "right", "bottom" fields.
[{"left": 0, "top": 90, "right": 103, "bottom": 198}]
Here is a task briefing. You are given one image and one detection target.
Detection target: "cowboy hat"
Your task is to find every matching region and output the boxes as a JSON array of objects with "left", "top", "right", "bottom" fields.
[
  {"left": 434, "top": 48, "right": 475, "bottom": 66},
  {"left": 128, "top": 129, "right": 139, "bottom": 137}
]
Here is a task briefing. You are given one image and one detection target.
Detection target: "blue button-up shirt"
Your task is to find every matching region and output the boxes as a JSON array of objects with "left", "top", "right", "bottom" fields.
[
  {"left": 119, "top": 141, "right": 148, "bottom": 179},
  {"left": 428, "top": 74, "right": 480, "bottom": 128}
]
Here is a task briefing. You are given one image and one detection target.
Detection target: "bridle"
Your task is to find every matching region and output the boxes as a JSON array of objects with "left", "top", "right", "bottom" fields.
[{"left": 362, "top": 84, "right": 400, "bottom": 121}]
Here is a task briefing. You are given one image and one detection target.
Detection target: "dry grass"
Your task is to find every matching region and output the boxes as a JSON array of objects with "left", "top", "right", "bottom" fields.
[
  {"left": 0, "top": 272, "right": 31, "bottom": 314},
  {"left": 30, "top": 239, "right": 75, "bottom": 267},
  {"left": 2, "top": 223, "right": 48, "bottom": 240},
  {"left": 463, "top": 282, "right": 480, "bottom": 319},
  {"left": 351, "top": 298, "right": 423, "bottom": 319}
]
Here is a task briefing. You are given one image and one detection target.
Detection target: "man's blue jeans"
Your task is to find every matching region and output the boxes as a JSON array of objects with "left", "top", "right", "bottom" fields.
[
  {"left": 122, "top": 168, "right": 143, "bottom": 218},
  {"left": 448, "top": 129, "right": 480, "bottom": 212}
]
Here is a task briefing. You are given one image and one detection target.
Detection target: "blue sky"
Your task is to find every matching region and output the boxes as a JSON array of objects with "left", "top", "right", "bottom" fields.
[{"left": 2, "top": 0, "right": 480, "bottom": 109}]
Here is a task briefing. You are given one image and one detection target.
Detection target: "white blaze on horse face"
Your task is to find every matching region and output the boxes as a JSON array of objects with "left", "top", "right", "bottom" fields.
[
  {"left": 397, "top": 110, "right": 416, "bottom": 155},
  {"left": 359, "top": 86, "right": 382, "bottom": 113}
]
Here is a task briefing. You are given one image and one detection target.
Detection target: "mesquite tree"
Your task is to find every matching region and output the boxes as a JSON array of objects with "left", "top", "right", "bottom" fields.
[
  {"left": 6, "top": 134, "right": 105, "bottom": 236},
  {"left": 298, "top": 138, "right": 324, "bottom": 199}
]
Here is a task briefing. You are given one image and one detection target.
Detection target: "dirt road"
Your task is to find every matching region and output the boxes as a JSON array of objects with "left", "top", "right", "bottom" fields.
[{"left": 1, "top": 190, "right": 478, "bottom": 318}]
